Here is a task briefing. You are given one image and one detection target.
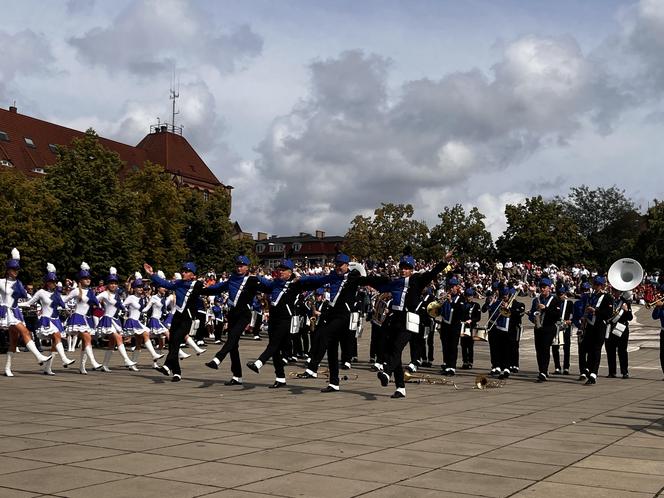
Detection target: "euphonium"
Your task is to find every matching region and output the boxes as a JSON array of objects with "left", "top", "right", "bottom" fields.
[
  {"left": 474, "top": 374, "right": 505, "bottom": 389},
  {"left": 427, "top": 300, "right": 442, "bottom": 318},
  {"left": 405, "top": 370, "right": 458, "bottom": 388}
]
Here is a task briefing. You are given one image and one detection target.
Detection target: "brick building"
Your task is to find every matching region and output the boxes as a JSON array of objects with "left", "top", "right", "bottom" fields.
[{"left": 254, "top": 230, "right": 345, "bottom": 268}]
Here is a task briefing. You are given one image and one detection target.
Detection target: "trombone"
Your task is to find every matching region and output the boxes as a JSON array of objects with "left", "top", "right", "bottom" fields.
[
  {"left": 486, "top": 292, "right": 515, "bottom": 329},
  {"left": 646, "top": 294, "right": 664, "bottom": 309},
  {"left": 404, "top": 370, "right": 458, "bottom": 388}
]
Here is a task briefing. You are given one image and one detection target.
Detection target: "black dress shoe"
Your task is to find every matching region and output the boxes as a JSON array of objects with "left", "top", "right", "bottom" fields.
[
  {"left": 296, "top": 371, "right": 316, "bottom": 379},
  {"left": 320, "top": 385, "right": 339, "bottom": 393},
  {"left": 377, "top": 371, "right": 389, "bottom": 387},
  {"left": 155, "top": 365, "right": 170, "bottom": 376},
  {"left": 585, "top": 376, "right": 596, "bottom": 385},
  {"left": 391, "top": 391, "right": 405, "bottom": 399},
  {"left": 622, "top": 373, "right": 630, "bottom": 379},
  {"left": 536, "top": 373, "right": 547, "bottom": 383},
  {"left": 224, "top": 378, "right": 242, "bottom": 386},
  {"left": 246, "top": 361, "right": 259, "bottom": 374},
  {"left": 606, "top": 373, "right": 616, "bottom": 378},
  {"left": 422, "top": 361, "right": 432, "bottom": 368},
  {"left": 269, "top": 381, "right": 286, "bottom": 389},
  {"left": 205, "top": 360, "right": 219, "bottom": 370},
  {"left": 171, "top": 374, "right": 182, "bottom": 382}
]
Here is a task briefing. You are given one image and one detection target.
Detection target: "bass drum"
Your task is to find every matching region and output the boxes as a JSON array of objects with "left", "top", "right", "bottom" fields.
[{"left": 472, "top": 326, "right": 488, "bottom": 342}]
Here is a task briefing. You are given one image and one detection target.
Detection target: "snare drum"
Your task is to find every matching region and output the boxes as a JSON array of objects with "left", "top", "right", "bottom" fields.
[
  {"left": 460, "top": 323, "right": 472, "bottom": 338},
  {"left": 472, "top": 326, "right": 488, "bottom": 342}
]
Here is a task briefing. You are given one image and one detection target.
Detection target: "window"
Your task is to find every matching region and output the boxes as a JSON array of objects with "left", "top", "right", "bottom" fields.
[
  {"left": 203, "top": 190, "right": 209, "bottom": 201},
  {"left": 31, "top": 167, "right": 46, "bottom": 174},
  {"left": 269, "top": 243, "right": 284, "bottom": 253},
  {"left": 48, "top": 144, "right": 58, "bottom": 154},
  {"left": 292, "top": 242, "right": 302, "bottom": 252},
  {"left": 24, "top": 137, "right": 35, "bottom": 148},
  {"left": 256, "top": 244, "right": 266, "bottom": 253},
  {"left": 0, "top": 159, "right": 14, "bottom": 168},
  {"left": 0, "top": 131, "right": 9, "bottom": 142}
]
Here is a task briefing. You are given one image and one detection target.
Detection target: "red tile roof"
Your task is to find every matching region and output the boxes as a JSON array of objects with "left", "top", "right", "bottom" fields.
[{"left": 0, "top": 106, "right": 222, "bottom": 190}]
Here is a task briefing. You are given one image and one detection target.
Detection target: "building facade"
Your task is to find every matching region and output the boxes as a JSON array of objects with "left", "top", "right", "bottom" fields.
[{"left": 254, "top": 231, "right": 345, "bottom": 268}]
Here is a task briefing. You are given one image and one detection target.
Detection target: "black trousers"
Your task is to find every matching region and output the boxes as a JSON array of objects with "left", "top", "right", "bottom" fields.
[
  {"left": 258, "top": 317, "right": 291, "bottom": 379},
  {"left": 660, "top": 330, "right": 664, "bottom": 374},
  {"left": 605, "top": 328, "right": 629, "bottom": 375},
  {"left": 383, "top": 318, "right": 411, "bottom": 389},
  {"left": 426, "top": 324, "right": 435, "bottom": 362},
  {"left": 488, "top": 328, "right": 498, "bottom": 369},
  {"left": 460, "top": 335, "right": 474, "bottom": 364},
  {"left": 578, "top": 331, "right": 588, "bottom": 374},
  {"left": 552, "top": 327, "right": 571, "bottom": 371},
  {"left": 534, "top": 325, "right": 556, "bottom": 375},
  {"left": 441, "top": 322, "right": 462, "bottom": 369},
  {"left": 508, "top": 328, "right": 520, "bottom": 368},
  {"left": 307, "top": 314, "right": 348, "bottom": 377},
  {"left": 213, "top": 310, "right": 251, "bottom": 377},
  {"left": 165, "top": 312, "right": 193, "bottom": 376},
  {"left": 322, "top": 315, "right": 352, "bottom": 386},
  {"left": 582, "top": 324, "right": 606, "bottom": 376},
  {"left": 493, "top": 330, "right": 511, "bottom": 370},
  {"left": 409, "top": 330, "right": 425, "bottom": 365},
  {"left": 369, "top": 322, "right": 386, "bottom": 362}
]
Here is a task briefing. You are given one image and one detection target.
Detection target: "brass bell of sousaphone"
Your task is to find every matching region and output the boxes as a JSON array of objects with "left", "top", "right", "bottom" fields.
[{"left": 607, "top": 258, "right": 644, "bottom": 292}]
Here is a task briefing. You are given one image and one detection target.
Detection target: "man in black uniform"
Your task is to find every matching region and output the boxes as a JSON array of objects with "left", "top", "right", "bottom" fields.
[
  {"left": 582, "top": 275, "right": 613, "bottom": 385},
  {"left": 528, "top": 278, "right": 562, "bottom": 383},
  {"left": 552, "top": 285, "right": 573, "bottom": 375}
]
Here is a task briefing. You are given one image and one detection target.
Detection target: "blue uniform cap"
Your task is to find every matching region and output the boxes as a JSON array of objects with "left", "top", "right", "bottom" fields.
[
  {"left": 131, "top": 279, "right": 143, "bottom": 288},
  {"left": 581, "top": 282, "right": 591, "bottom": 290},
  {"left": 44, "top": 272, "right": 57, "bottom": 282},
  {"left": 539, "top": 278, "right": 552, "bottom": 288},
  {"left": 556, "top": 285, "right": 567, "bottom": 294},
  {"left": 448, "top": 277, "right": 460, "bottom": 286},
  {"left": 235, "top": 255, "right": 250, "bottom": 266},
  {"left": 465, "top": 288, "right": 475, "bottom": 296},
  {"left": 5, "top": 259, "right": 20, "bottom": 270},
  {"left": 399, "top": 255, "right": 415, "bottom": 268},
  {"left": 335, "top": 253, "right": 350, "bottom": 265},
  {"left": 500, "top": 287, "right": 511, "bottom": 296},
  {"left": 181, "top": 262, "right": 197, "bottom": 274},
  {"left": 278, "top": 258, "right": 294, "bottom": 270},
  {"left": 315, "top": 287, "right": 325, "bottom": 294},
  {"left": 107, "top": 273, "right": 119, "bottom": 283},
  {"left": 593, "top": 275, "right": 606, "bottom": 285},
  {"left": 78, "top": 270, "right": 91, "bottom": 280}
]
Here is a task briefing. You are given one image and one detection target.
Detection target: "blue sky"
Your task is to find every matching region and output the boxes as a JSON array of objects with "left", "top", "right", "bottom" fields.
[{"left": 1, "top": 0, "right": 661, "bottom": 239}]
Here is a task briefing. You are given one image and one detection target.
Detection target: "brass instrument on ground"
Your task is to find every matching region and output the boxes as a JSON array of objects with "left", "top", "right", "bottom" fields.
[
  {"left": 473, "top": 374, "right": 505, "bottom": 389},
  {"left": 404, "top": 370, "right": 458, "bottom": 388}
]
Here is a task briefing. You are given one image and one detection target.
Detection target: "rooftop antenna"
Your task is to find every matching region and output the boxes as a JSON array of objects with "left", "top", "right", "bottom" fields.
[{"left": 170, "top": 70, "right": 180, "bottom": 134}]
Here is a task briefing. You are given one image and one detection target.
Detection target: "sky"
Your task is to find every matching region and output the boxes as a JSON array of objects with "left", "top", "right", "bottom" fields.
[{"left": 2, "top": 0, "right": 663, "bottom": 239}]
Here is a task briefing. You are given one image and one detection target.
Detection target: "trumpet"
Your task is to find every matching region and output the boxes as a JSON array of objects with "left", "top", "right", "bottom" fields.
[
  {"left": 473, "top": 374, "right": 506, "bottom": 389},
  {"left": 646, "top": 294, "right": 664, "bottom": 309},
  {"left": 404, "top": 370, "right": 458, "bottom": 388}
]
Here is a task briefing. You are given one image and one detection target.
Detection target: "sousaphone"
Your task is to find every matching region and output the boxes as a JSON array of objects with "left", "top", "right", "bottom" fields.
[{"left": 607, "top": 258, "right": 644, "bottom": 292}]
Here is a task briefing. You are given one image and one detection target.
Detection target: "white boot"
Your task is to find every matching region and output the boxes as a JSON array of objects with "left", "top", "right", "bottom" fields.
[
  {"left": 85, "top": 345, "right": 102, "bottom": 370},
  {"left": 79, "top": 349, "right": 87, "bottom": 374},
  {"left": 178, "top": 349, "right": 191, "bottom": 360},
  {"left": 4, "top": 352, "right": 14, "bottom": 377},
  {"left": 118, "top": 344, "right": 137, "bottom": 367},
  {"left": 43, "top": 356, "right": 55, "bottom": 376},
  {"left": 128, "top": 350, "right": 139, "bottom": 371},
  {"left": 26, "top": 340, "right": 52, "bottom": 364},
  {"left": 55, "top": 342, "right": 75, "bottom": 367},
  {"left": 101, "top": 350, "right": 113, "bottom": 372},
  {"left": 143, "top": 339, "right": 164, "bottom": 361},
  {"left": 67, "top": 334, "right": 77, "bottom": 352},
  {"left": 186, "top": 336, "right": 206, "bottom": 355}
]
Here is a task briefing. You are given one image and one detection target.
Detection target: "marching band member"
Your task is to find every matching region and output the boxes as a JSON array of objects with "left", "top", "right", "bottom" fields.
[
  {"left": 122, "top": 273, "right": 164, "bottom": 369},
  {"left": 573, "top": 281, "right": 592, "bottom": 379},
  {"left": 580, "top": 275, "right": 613, "bottom": 385},
  {"left": 373, "top": 249, "right": 453, "bottom": 398},
  {"left": 482, "top": 284, "right": 499, "bottom": 374},
  {"left": 64, "top": 262, "right": 103, "bottom": 374},
  {"left": 2, "top": 253, "right": 55, "bottom": 377},
  {"left": 460, "top": 287, "right": 481, "bottom": 370},
  {"left": 528, "top": 278, "right": 561, "bottom": 383},
  {"left": 439, "top": 277, "right": 465, "bottom": 376},
  {"left": 653, "top": 284, "right": 664, "bottom": 378},
  {"left": 552, "top": 286, "right": 573, "bottom": 375},
  {"left": 487, "top": 287, "right": 513, "bottom": 379},
  {"left": 95, "top": 267, "right": 137, "bottom": 371},
  {"left": 507, "top": 293, "right": 526, "bottom": 374},
  {"left": 605, "top": 289, "right": 633, "bottom": 379},
  {"left": 369, "top": 291, "right": 390, "bottom": 371},
  {"left": 203, "top": 256, "right": 263, "bottom": 385}
]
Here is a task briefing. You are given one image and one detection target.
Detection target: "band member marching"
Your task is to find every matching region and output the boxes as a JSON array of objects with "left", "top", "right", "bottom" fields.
[
  {"left": 605, "top": 289, "right": 633, "bottom": 379},
  {"left": 487, "top": 287, "right": 514, "bottom": 379},
  {"left": 579, "top": 275, "right": 613, "bottom": 385},
  {"left": 573, "top": 281, "right": 592, "bottom": 379},
  {"left": 122, "top": 273, "right": 164, "bottom": 369},
  {"left": 652, "top": 284, "right": 664, "bottom": 378},
  {"left": 552, "top": 285, "right": 573, "bottom": 375},
  {"left": 460, "top": 287, "right": 481, "bottom": 370},
  {"left": 439, "top": 277, "right": 465, "bottom": 376},
  {"left": 528, "top": 278, "right": 562, "bottom": 383}
]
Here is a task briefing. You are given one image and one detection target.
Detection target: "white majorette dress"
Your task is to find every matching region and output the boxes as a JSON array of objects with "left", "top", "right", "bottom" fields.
[
  {"left": 0, "top": 277, "right": 27, "bottom": 329},
  {"left": 143, "top": 294, "right": 168, "bottom": 336},
  {"left": 96, "top": 289, "right": 125, "bottom": 335},
  {"left": 23, "top": 289, "right": 66, "bottom": 337},
  {"left": 122, "top": 274, "right": 149, "bottom": 336},
  {"left": 64, "top": 287, "right": 99, "bottom": 334}
]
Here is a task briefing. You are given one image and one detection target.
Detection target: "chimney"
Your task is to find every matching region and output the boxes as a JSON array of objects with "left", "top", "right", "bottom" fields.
[
  {"left": 160, "top": 125, "right": 168, "bottom": 133},
  {"left": 315, "top": 230, "right": 325, "bottom": 239},
  {"left": 257, "top": 232, "right": 268, "bottom": 241},
  {"left": 9, "top": 106, "right": 17, "bottom": 113}
]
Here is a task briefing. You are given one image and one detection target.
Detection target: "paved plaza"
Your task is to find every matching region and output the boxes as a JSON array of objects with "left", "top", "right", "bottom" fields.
[{"left": 1, "top": 304, "right": 664, "bottom": 497}]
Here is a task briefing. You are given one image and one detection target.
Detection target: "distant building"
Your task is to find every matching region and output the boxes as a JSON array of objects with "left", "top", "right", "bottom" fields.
[
  {"left": 0, "top": 105, "right": 231, "bottom": 200},
  {"left": 254, "top": 230, "right": 345, "bottom": 268}
]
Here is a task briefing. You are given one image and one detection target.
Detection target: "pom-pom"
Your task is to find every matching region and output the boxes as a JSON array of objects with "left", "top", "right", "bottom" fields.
[
  {"left": 11, "top": 248, "right": 20, "bottom": 260},
  {"left": 109, "top": 266, "right": 117, "bottom": 275},
  {"left": 157, "top": 270, "right": 165, "bottom": 279},
  {"left": 134, "top": 271, "right": 143, "bottom": 280},
  {"left": 80, "top": 262, "right": 90, "bottom": 271},
  {"left": 46, "top": 262, "right": 56, "bottom": 273}
]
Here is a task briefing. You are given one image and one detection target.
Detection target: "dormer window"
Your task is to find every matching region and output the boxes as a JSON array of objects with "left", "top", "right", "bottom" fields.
[
  {"left": 0, "top": 131, "right": 9, "bottom": 142},
  {"left": 48, "top": 144, "right": 58, "bottom": 154},
  {"left": 24, "top": 137, "right": 36, "bottom": 148}
]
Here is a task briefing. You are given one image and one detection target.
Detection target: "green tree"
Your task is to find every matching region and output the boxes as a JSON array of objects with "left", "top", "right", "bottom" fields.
[
  {"left": 635, "top": 200, "right": 664, "bottom": 270},
  {"left": 124, "top": 161, "right": 187, "bottom": 275},
  {"left": 429, "top": 205, "right": 494, "bottom": 262},
  {"left": 496, "top": 196, "right": 590, "bottom": 265},
  {"left": 0, "top": 170, "right": 63, "bottom": 283},
  {"left": 344, "top": 203, "right": 429, "bottom": 260},
  {"left": 43, "top": 130, "right": 143, "bottom": 279}
]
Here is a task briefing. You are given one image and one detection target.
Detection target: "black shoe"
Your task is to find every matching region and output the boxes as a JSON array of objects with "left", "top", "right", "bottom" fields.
[
  {"left": 340, "top": 362, "right": 351, "bottom": 370},
  {"left": 585, "top": 376, "right": 596, "bottom": 385},
  {"left": 171, "top": 374, "right": 181, "bottom": 382},
  {"left": 422, "top": 361, "right": 432, "bottom": 368},
  {"left": 460, "top": 363, "right": 470, "bottom": 370},
  {"left": 563, "top": 369, "right": 570, "bottom": 375},
  {"left": 269, "top": 381, "right": 286, "bottom": 389},
  {"left": 377, "top": 371, "right": 389, "bottom": 387},
  {"left": 499, "top": 370, "right": 510, "bottom": 379},
  {"left": 155, "top": 365, "right": 170, "bottom": 376},
  {"left": 552, "top": 368, "right": 562, "bottom": 375},
  {"left": 224, "top": 378, "right": 242, "bottom": 386},
  {"left": 606, "top": 373, "right": 616, "bottom": 378},
  {"left": 578, "top": 374, "right": 587, "bottom": 381},
  {"left": 370, "top": 364, "right": 379, "bottom": 372},
  {"left": 391, "top": 390, "right": 406, "bottom": 399},
  {"left": 510, "top": 366, "right": 518, "bottom": 373},
  {"left": 622, "top": 373, "right": 630, "bottom": 379},
  {"left": 246, "top": 361, "right": 260, "bottom": 374},
  {"left": 205, "top": 360, "right": 219, "bottom": 370},
  {"left": 296, "top": 371, "right": 316, "bottom": 379},
  {"left": 320, "top": 385, "right": 339, "bottom": 393},
  {"left": 536, "top": 373, "right": 547, "bottom": 383}
]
